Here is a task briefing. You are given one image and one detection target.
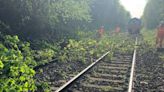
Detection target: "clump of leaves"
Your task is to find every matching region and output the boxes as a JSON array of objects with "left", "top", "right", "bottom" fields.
[
  {"left": 35, "top": 49, "right": 55, "bottom": 66},
  {"left": 0, "top": 35, "right": 37, "bottom": 91},
  {"left": 32, "top": 40, "right": 60, "bottom": 65},
  {"left": 36, "top": 81, "right": 50, "bottom": 92}
]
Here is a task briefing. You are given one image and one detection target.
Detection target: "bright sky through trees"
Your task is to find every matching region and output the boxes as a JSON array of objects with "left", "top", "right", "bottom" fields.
[{"left": 120, "top": 0, "right": 147, "bottom": 18}]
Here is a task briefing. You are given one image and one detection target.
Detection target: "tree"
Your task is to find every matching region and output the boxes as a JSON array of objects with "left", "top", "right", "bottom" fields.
[
  {"left": 143, "top": 0, "right": 164, "bottom": 29},
  {"left": 0, "top": 0, "right": 91, "bottom": 40},
  {"left": 88, "top": 0, "right": 130, "bottom": 30}
]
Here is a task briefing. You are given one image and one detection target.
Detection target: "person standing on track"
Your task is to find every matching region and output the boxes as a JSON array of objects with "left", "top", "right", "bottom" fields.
[
  {"left": 156, "top": 21, "right": 164, "bottom": 48},
  {"left": 98, "top": 26, "right": 104, "bottom": 38}
]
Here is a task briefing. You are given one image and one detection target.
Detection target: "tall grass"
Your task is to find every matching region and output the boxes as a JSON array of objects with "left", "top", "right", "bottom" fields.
[{"left": 141, "top": 29, "right": 156, "bottom": 46}]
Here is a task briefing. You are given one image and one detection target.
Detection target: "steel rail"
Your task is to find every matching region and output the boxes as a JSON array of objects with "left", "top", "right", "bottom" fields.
[
  {"left": 128, "top": 37, "right": 138, "bottom": 92},
  {"left": 55, "top": 51, "right": 110, "bottom": 92}
]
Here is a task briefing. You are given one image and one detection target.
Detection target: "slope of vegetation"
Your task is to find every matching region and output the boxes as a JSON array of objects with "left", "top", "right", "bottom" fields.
[{"left": 0, "top": 34, "right": 36, "bottom": 91}]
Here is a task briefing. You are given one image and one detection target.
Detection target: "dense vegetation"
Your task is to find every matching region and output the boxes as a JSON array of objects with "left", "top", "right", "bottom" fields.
[
  {"left": 89, "top": 0, "right": 130, "bottom": 30},
  {"left": 0, "top": 34, "right": 36, "bottom": 91},
  {"left": 0, "top": 0, "right": 130, "bottom": 41}
]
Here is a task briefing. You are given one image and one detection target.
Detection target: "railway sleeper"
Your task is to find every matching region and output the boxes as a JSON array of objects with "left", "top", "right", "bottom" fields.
[
  {"left": 96, "top": 68, "right": 128, "bottom": 75},
  {"left": 80, "top": 84, "right": 125, "bottom": 92},
  {"left": 90, "top": 73, "right": 126, "bottom": 80},
  {"left": 98, "top": 66, "right": 128, "bottom": 70},
  {"left": 100, "top": 63, "right": 130, "bottom": 67},
  {"left": 85, "top": 77, "right": 126, "bottom": 87}
]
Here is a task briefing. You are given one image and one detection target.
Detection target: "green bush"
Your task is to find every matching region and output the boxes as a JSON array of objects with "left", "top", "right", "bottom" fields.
[
  {"left": 0, "top": 35, "right": 37, "bottom": 92},
  {"left": 35, "top": 49, "right": 55, "bottom": 66}
]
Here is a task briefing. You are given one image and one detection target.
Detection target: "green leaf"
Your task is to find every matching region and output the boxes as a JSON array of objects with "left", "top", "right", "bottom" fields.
[
  {"left": 24, "top": 82, "right": 28, "bottom": 88},
  {"left": 0, "top": 60, "right": 4, "bottom": 69},
  {"left": 20, "top": 67, "right": 25, "bottom": 73},
  {"left": 20, "top": 76, "right": 26, "bottom": 81}
]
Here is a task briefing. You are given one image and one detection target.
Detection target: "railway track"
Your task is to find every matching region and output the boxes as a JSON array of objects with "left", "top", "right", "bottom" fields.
[
  {"left": 50, "top": 38, "right": 138, "bottom": 92},
  {"left": 62, "top": 53, "right": 133, "bottom": 92}
]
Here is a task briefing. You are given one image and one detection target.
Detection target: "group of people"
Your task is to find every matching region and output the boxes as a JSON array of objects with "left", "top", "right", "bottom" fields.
[
  {"left": 97, "top": 26, "right": 120, "bottom": 38},
  {"left": 97, "top": 18, "right": 164, "bottom": 49}
]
